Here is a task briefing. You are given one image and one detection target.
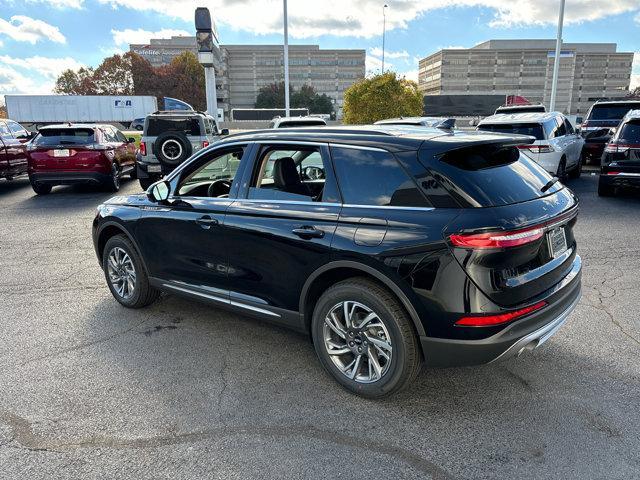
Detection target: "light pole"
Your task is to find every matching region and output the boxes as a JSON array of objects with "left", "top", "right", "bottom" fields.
[
  {"left": 283, "top": 0, "right": 290, "bottom": 116},
  {"left": 549, "top": 0, "right": 566, "bottom": 112},
  {"left": 195, "top": 7, "right": 219, "bottom": 125},
  {"left": 382, "top": 4, "right": 388, "bottom": 73}
]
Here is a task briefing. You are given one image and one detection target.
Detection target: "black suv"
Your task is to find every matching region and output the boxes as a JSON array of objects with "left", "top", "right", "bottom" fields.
[
  {"left": 598, "top": 109, "right": 640, "bottom": 196},
  {"left": 93, "top": 126, "right": 582, "bottom": 397}
]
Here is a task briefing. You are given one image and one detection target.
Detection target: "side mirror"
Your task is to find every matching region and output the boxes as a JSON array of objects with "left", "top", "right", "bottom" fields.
[
  {"left": 147, "top": 180, "right": 171, "bottom": 202},
  {"left": 127, "top": 137, "right": 136, "bottom": 144},
  {"left": 220, "top": 128, "right": 230, "bottom": 136},
  {"left": 576, "top": 116, "right": 583, "bottom": 125}
]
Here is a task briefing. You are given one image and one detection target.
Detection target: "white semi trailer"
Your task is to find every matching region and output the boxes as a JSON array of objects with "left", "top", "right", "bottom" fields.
[{"left": 4, "top": 95, "right": 158, "bottom": 127}]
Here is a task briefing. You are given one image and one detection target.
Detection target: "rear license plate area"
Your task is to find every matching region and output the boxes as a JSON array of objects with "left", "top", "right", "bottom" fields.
[
  {"left": 147, "top": 164, "right": 161, "bottom": 173},
  {"left": 53, "top": 149, "right": 70, "bottom": 157},
  {"left": 547, "top": 227, "right": 567, "bottom": 258}
]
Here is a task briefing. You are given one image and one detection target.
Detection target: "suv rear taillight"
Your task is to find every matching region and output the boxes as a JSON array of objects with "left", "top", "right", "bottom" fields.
[
  {"left": 450, "top": 225, "right": 544, "bottom": 249},
  {"left": 604, "top": 143, "right": 640, "bottom": 154},
  {"left": 518, "top": 145, "right": 554, "bottom": 153},
  {"left": 202, "top": 141, "right": 210, "bottom": 148},
  {"left": 455, "top": 301, "right": 547, "bottom": 327},
  {"left": 139, "top": 142, "right": 146, "bottom": 156}
]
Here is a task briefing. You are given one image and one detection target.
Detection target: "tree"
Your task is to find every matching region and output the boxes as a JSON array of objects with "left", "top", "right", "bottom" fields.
[
  {"left": 166, "top": 52, "right": 206, "bottom": 110},
  {"left": 255, "top": 81, "right": 286, "bottom": 108},
  {"left": 53, "top": 67, "right": 96, "bottom": 95},
  {"left": 0, "top": 104, "right": 7, "bottom": 118},
  {"left": 342, "top": 72, "right": 423, "bottom": 124},
  {"left": 256, "top": 82, "right": 334, "bottom": 114},
  {"left": 93, "top": 53, "right": 134, "bottom": 95}
]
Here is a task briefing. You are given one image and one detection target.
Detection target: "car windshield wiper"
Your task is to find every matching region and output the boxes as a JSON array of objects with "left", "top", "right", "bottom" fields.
[{"left": 541, "top": 176, "right": 560, "bottom": 193}]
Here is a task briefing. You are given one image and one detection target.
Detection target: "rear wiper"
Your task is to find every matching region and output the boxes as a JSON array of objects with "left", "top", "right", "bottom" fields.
[{"left": 541, "top": 176, "right": 560, "bottom": 193}]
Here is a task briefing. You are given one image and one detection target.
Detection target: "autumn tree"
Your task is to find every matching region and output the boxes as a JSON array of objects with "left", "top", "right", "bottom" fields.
[
  {"left": 53, "top": 67, "right": 97, "bottom": 95},
  {"left": 165, "top": 52, "right": 206, "bottom": 110},
  {"left": 93, "top": 53, "right": 134, "bottom": 95},
  {"left": 342, "top": 72, "right": 423, "bottom": 124},
  {"left": 256, "top": 82, "right": 334, "bottom": 114},
  {"left": 0, "top": 104, "right": 7, "bottom": 118}
]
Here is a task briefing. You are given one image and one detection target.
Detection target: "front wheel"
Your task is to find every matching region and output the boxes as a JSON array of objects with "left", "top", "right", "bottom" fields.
[
  {"left": 102, "top": 234, "right": 160, "bottom": 308},
  {"left": 311, "top": 278, "right": 421, "bottom": 398},
  {"left": 31, "top": 183, "right": 52, "bottom": 195}
]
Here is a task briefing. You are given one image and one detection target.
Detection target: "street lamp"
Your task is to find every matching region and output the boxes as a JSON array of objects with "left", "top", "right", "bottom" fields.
[
  {"left": 382, "top": 4, "right": 388, "bottom": 73},
  {"left": 195, "top": 7, "right": 220, "bottom": 124},
  {"left": 549, "top": 0, "right": 566, "bottom": 112},
  {"left": 283, "top": 0, "right": 290, "bottom": 116}
]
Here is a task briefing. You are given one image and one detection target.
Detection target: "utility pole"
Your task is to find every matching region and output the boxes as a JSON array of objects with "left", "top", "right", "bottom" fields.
[
  {"left": 382, "top": 4, "right": 388, "bottom": 73},
  {"left": 549, "top": 0, "right": 566, "bottom": 112},
  {"left": 283, "top": 0, "right": 290, "bottom": 116}
]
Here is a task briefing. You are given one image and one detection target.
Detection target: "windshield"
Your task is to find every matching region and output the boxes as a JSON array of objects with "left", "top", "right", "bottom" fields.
[
  {"left": 146, "top": 117, "right": 201, "bottom": 136},
  {"left": 589, "top": 104, "right": 640, "bottom": 121},
  {"left": 477, "top": 123, "right": 545, "bottom": 140},
  {"left": 34, "top": 128, "right": 95, "bottom": 146}
]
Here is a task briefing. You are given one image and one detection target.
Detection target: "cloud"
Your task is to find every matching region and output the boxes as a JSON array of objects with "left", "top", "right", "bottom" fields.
[
  {"left": 398, "top": 69, "right": 419, "bottom": 82},
  {"left": 365, "top": 55, "right": 393, "bottom": 76},
  {"left": 25, "top": 0, "right": 83, "bottom": 7},
  {"left": 96, "top": 0, "right": 640, "bottom": 38},
  {"left": 0, "top": 55, "right": 85, "bottom": 95},
  {"left": 111, "top": 28, "right": 192, "bottom": 47},
  {"left": 369, "top": 47, "right": 409, "bottom": 59},
  {"left": 0, "top": 15, "right": 66, "bottom": 44}
]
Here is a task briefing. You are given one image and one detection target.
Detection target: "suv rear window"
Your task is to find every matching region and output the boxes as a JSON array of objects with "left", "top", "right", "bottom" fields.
[
  {"left": 419, "top": 145, "right": 562, "bottom": 207},
  {"left": 496, "top": 106, "right": 545, "bottom": 114},
  {"left": 477, "top": 123, "right": 545, "bottom": 140},
  {"left": 146, "top": 117, "right": 201, "bottom": 136},
  {"left": 589, "top": 104, "right": 640, "bottom": 121},
  {"left": 278, "top": 120, "right": 326, "bottom": 128},
  {"left": 618, "top": 120, "right": 640, "bottom": 143},
  {"left": 34, "top": 128, "right": 95, "bottom": 146}
]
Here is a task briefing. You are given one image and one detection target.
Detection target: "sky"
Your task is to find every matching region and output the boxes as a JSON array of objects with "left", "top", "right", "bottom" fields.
[{"left": 0, "top": 0, "right": 639, "bottom": 103}]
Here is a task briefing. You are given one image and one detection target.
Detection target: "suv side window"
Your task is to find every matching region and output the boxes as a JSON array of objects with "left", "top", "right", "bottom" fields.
[
  {"left": 8, "top": 121, "right": 26, "bottom": 138},
  {"left": 543, "top": 120, "right": 556, "bottom": 139},
  {"left": 176, "top": 147, "right": 245, "bottom": 197},
  {"left": 102, "top": 127, "right": 117, "bottom": 143},
  {"left": 555, "top": 117, "right": 567, "bottom": 137},
  {"left": 331, "top": 146, "right": 430, "bottom": 207},
  {"left": 249, "top": 145, "right": 339, "bottom": 203},
  {"left": 563, "top": 118, "right": 575, "bottom": 135},
  {"left": 114, "top": 129, "right": 127, "bottom": 143},
  {"left": 0, "top": 122, "right": 12, "bottom": 140}
]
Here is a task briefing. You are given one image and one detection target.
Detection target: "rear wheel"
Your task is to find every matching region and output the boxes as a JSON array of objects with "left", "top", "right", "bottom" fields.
[
  {"left": 556, "top": 157, "right": 567, "bottom": 181},
  {"left": 31, "top": 183, "right": 52, "bottom": 195},
  {"left": 105, "top": 163, "right": 121, "bottom": 192},
  {"left": 129, "top": 166, "right": 138, "bottom": 180},
  {"left": 102, "top": 234, "right": 160, "bottom": 308},
  {"left": 568, "top": 153, "right": 583, "bottom": 179},
  {"left": 311, "top": 277, "right": 421, "bottom": 398}
]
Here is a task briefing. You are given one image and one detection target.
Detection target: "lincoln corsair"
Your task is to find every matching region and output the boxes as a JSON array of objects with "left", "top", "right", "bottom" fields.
[{"left": 92, "top": 126, "right": 582, "bottom": 398}]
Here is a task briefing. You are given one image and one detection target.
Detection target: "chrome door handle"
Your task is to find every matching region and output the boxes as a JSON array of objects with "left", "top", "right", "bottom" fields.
[
  {"left": 196, "top": 215, "right": 218, "bottom": 229},
  {"left": 292, "top": 226, "right": 324, "bottom": 239}
]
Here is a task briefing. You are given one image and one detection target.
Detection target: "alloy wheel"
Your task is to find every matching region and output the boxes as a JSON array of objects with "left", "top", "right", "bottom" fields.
[
  {"left": 161, "top": 139, "right": 183, "bottom": 161},
  {"left": 107, "top": 247, "right": 136, "bottom": 299},
  {"left": 323, "top": 301, "right": 392, "bottom": 383}
]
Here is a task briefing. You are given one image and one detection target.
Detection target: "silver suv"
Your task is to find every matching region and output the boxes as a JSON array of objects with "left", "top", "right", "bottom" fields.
[{"left": 137, "top": 111, "right": 228, "bottom": 189}]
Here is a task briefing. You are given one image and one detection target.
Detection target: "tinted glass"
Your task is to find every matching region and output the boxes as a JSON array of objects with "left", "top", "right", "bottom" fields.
[
  {"left": 8, "top": 121, "right": 24, "bottom": 133},
  {"left": 563, "top": 119, "right": 575, "bottom": 135},
  {"left": 555, "top": 118, "right": 567, "bottom": 137},
  {"left": 496, "top": 106, "right": 545, "bottom": 114},
  {"left": 590, "top": 104, "right": 639, "bottom": 121},
  {"left": 421, "top": 146, "right": 561, "bottom": 208},
  {"left": 618, "top": 121, "right": 640, "bottom": 143},
  {"left": 0, "top": 122, "right": 12, "bottom": 140},
  {"left": 278, "top": 120, "right": 326, "bottom": 128},
  {"left": 115, "top": 129, "right": 127, "bottom": 143},
  {"left": 477, "top": 123, "right": 545, "bottom": 140},
  {"left": 34, "top": 128, "right": 95, "bottom": 146},
  {"left": 146, "top": 117, "right": 200, "bottom": 136},
  {"left": 177, "top": 148, "right": 244, "bottom": 196},
  {"left": 331, "top": 147, "right": 429, "bottom": 207}
]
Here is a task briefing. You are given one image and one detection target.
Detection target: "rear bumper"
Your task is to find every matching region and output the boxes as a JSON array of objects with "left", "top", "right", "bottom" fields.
[
  {"left": 582, "top": 142, "right": 605, "bottom": 160},
  {"left": 599, "top": 172, "right": 640, "bottom": 189},
  {"left": 30, "top": 171, "right": 110, "bottom": 186},
  {"left": 421, "top": 254, "right": 582, "bottom": 367}
]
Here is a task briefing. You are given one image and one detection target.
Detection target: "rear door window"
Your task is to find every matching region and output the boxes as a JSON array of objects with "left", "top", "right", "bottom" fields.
[
  {"left": 617, "top": 121, "right": 640, "bottom": 144},
  {"left": 146, "top": 117, "right": 200, "bottom": 136},
  {"left": 330, "top": 146, "right": 430, "bottom": 207},
  {"left": 0, "top": 122, "right": 12, "bottom": 140},
  {"left": 34, "top": 128, "right": 95, "bottom": 146},
  {"left": 419, "top": 145, "right": 562, "bottom": 207},
  {"left": 477, "top": 123, "right": 545, "bottom": 140}
]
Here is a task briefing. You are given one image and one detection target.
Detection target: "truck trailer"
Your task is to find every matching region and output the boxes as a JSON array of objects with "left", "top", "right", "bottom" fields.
[{"left": 5, "top": 95, "right": 158, "bottom": 127}]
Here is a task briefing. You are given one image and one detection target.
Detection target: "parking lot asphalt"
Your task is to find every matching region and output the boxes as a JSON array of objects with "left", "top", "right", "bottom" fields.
[{"left": 0, "top": 171, "right": 639, "bottom": 480}]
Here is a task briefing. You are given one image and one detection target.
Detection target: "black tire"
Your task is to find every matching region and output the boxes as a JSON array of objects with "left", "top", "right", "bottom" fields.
[
  {"left": 129, "top": 165, "right": 138, "bottom": 180},
  {"left": 31, "top": 183, "right": 52, "bottom": 195},
  {"left": 139, "top": 177, "right": 156, "bottom": 191},
  {"left": 154, "top": 131, "right": 192, "bottom": 168},
  {"left": 311, "top": 277, "right": 421, "bottom": 398},
  {"left": 102, "top": 234, "right": 160, "bottom": 308},
  {"left": 598, "top": 181, "right": 615, "bottom": 197},
  {"left": 568, "top": 153, "right": 583, "bottom": 179},
  {"left": 556, "top": 157, "right": 567, "bottom": 181},
  {"left": 105, "top": 163, "right": 121, "bottom": 192},
  {"left": 135, "top": 125, "right": 143, "bottom": 131}
]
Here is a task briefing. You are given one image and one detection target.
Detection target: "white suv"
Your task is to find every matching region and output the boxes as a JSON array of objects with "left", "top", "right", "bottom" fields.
[{"left": 477, "top": 112, "right": 585, "bottom": 179}]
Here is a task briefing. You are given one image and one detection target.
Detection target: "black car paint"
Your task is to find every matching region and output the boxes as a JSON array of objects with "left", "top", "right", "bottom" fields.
[{"left": 93, "top": 128, "right": 582, "bottom": 367}]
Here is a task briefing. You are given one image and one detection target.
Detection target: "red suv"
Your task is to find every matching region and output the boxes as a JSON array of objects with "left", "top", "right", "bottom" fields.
[
  {"left": 1, "top": 119, "right": 31, "bottom": 181},
  {"left": 27, "top": 124, "right": 136, "bottom": 195}
]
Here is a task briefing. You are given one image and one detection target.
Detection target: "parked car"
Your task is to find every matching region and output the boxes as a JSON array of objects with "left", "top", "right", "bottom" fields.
[
  {"left": 0, "top": 120, "right": 29, "bottom": 180},
  {"left": 495, "top": 104, "right": 546, "bottom": 115},
  {"left": 130, "top": 118, "right": 145, "bottom": 131},
  {"left": 137, "top": 111, "right": 228, "bottom": 190},
  {"left": 477, "top": 112, "right": 584, "bottom": 179},
  {"left": 580, "top": 100, "right": 640, "bottom": 164},
  {"left": 598, "top": 109, "right": 640, "bottom": 197},
  {"left": 269, "top": 116, "right": 327, "bottom": 128},
  {"left": 93, "top": 126, "right": 582, "bottom": 398},
  {"left": 27, "top": 124, "right": 136, "bottom": 195},
  {"left": 374, "top": 117, "right": 455, "bottom": 130}
]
